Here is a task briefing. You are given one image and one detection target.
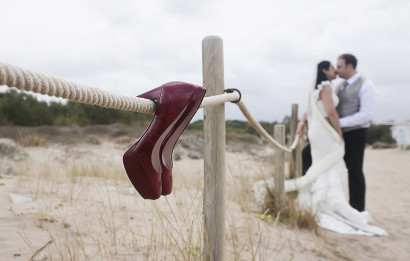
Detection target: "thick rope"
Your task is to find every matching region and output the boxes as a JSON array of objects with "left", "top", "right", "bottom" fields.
[
  {"left": 0, "top": 62, "right": 299, "bottom": 152},
  {"left": 0, "top": 63, "right": 239, "bottom": 114},
  {"left": 199, "top": 92, "right": 239, "bottom": 109},
  {"left": 235, "top": 100, "right": 300, "bottom": 153}
]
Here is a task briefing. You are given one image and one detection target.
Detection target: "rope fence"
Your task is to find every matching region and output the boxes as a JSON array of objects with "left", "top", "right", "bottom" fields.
[
  {"left": 0, "top": 62, "right": 300, "bottom": 152},
  {"left": 0, "top": 63, "right": 239, "bottom": 114},
  {"left": 0, "top": 36, "right": 303, "bottom": 261}
]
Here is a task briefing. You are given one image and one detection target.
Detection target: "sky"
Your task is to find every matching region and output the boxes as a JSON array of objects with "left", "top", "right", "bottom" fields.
[{"left": 1, "top": 0, "right": 409, "bottom": 123}]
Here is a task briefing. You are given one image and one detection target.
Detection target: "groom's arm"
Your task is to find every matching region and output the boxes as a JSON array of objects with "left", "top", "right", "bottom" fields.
[{"left": 339, "top": 80, "right": 377, "bottom": 128}]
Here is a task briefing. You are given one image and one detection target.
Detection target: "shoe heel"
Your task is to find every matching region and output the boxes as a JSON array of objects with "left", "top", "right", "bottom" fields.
[{"left": 161, "top": 84, "right": 206, "bottom": 195}]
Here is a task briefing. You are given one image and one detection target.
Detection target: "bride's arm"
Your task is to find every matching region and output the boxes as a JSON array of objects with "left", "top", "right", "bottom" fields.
[{"left": 319, "top": 85, "right": 343, "bottom": 139}]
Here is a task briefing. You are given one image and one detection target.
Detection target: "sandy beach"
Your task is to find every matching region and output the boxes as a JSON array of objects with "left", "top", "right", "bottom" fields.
[{"left": 0, "top": 125, "right": 409, "bottom": 260}]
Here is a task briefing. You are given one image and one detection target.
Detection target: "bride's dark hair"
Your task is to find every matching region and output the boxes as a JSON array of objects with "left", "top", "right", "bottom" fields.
[{"left": 315, "top": 61, "right": 331, "bottom": 89}]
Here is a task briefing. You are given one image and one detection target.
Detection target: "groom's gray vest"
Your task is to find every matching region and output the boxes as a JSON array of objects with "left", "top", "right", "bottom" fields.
[{"left": 336, "top": 76, "right": 370, "bottom": 132}]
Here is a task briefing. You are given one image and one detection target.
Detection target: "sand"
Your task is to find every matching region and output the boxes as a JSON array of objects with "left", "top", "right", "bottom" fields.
[{"left": 0, "top": 131, "right": 409, "bottom": 261}]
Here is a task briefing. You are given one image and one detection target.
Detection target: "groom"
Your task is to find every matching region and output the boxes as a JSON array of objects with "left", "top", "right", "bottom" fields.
[{"left": 335, "top": 53, "right": 376, "bottom": 212}]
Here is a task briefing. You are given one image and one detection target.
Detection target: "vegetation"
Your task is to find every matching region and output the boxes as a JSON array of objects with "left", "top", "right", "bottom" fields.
[
  {"left": 0, "top": 89, "right": 396, "bottom": 144},
  {"left": 0, "top": 89, "right": 152, "bottom": 126},
  {"left": 187, "top": 119, "right": 284, "bottom": 137},
  {"left": 188, "top": 118, "right": 395, "bottom": 145},
  {"left": 263, "top": 191, "right": 319, "bottom": 233},
  {"left": 368, "top": 124, "right": 395, "bottom": 144}
]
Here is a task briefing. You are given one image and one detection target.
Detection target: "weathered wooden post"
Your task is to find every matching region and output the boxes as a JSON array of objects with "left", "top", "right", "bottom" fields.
[
  {"left": 274, "top": 124, "right": 285, "bottom": 208},
  {"left": 289, "top": 104, "right": 302, "bottom": 178},
  {"left": 289, "top": 104, "right": 297, "bottom": 178},
  {"left": 202, "top": 36, "right": 225, "bottom": 261}
]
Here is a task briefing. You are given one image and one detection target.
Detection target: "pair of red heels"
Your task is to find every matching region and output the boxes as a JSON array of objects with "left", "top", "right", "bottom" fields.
[{"left": 123, "top": 82, "right": 206, "bottom": 200}]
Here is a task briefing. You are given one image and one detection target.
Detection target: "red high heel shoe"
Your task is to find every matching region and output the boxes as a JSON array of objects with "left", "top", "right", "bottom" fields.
[
  {"left": 123, "top": 82, "right": 205, "bottom": 199},
  {"left": 160, "top": 84, "right": 206, "bottom": 195}
]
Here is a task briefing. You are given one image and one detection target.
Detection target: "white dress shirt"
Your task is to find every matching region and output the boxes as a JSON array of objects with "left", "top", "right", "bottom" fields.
[{"left": 339, "top": 73, "right": 377, "bottom": 128}]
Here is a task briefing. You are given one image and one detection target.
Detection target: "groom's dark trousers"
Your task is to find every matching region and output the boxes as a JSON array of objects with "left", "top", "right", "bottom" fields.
[
  {"left": 302, "top": 144, "right": 312, "bottom": 176},
  {"left": 343, "top": 128, "right": 368, "bottom": 212},
  {"left": 301, "top": 128, "right": 368, "bottom": 212}
]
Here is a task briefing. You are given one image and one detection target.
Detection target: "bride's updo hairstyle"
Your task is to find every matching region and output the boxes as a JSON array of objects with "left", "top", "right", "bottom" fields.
[{"left": 315, "top": 61, "right": 331, "bottom": 88}]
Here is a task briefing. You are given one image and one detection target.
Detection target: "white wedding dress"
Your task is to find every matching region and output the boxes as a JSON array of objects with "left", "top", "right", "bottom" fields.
[
  {"left": 296, "top": 81, "right": 387, "bottom": 236},
  {"left": 253, "top": 81, "right": 387, "bottom": 236}
]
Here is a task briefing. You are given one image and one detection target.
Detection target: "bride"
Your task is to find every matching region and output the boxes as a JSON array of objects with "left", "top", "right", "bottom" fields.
[{"left": 254, "top": 61, "right": 387, "bottom": 236}]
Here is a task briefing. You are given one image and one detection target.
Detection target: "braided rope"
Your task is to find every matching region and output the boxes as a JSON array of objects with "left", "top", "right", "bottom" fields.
[
  {"left": 0, "top": 62, "right": 299, "bottom": 152},
  {"left": 0, "top": 63, "right": 240, "bottom": 114},
  {"left": 199, "top": 92, "right": 239, "bottom": 109},
  {"left": 235, "top": 101, "right": 299, "bottom": 153},
  {"left": 0, "top": 63, "right": 155, "bottom": 113}
]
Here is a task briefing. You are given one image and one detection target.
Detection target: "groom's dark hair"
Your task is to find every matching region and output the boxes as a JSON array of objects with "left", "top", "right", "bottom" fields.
[{"left": 339, "top": 54, "right": 358, "bottom": 69}]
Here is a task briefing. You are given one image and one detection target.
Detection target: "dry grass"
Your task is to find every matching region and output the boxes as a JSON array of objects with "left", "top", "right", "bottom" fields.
[
  {"left": 4, "top": 126, "right": 345, "bottom": 260},
  {"left": 12, "top": 156, "right": 272, "bottom": 260},
  {"left": 84, "top": 135, "right": 101, "bottom": 145},
  {"left": 263, "top": 188, "right": 319, "bottom": 234},
  {"left": 18, "top": 131, "right": 47, "bottom": 147}
]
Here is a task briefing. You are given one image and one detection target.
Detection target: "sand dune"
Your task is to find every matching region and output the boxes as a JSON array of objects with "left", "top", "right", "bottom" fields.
[{"left": 0, "top": 129, "right": 409, "bottom": 260}]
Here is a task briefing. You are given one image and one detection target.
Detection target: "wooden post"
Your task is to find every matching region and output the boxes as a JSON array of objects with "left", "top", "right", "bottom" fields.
[
  {"left": 274, "top": 124, "right": 285, "bottom": 208},
  {"left": 289, "top": 104, "right": 298, "bottom": 178},
  {"left": 202, "top": 36, "right": 225, "bottom": 261}
]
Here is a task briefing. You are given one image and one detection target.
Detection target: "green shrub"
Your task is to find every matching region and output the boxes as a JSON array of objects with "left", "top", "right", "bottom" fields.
[
  {"left": 0, "top": 89, "right": 151, "bottom": 126},
  {"left": 368, "top": 124, "right": 394, "bottom": 144}
]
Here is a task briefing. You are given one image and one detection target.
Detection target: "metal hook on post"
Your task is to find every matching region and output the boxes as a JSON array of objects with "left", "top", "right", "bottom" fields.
[{"left": 224, "top": 88, "right": 241, "bottom": 103}]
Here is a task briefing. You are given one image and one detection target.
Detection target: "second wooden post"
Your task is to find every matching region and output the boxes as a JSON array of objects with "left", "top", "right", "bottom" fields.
[{"left": 274, "top": 124, "right": 285, "bottom": 209}]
